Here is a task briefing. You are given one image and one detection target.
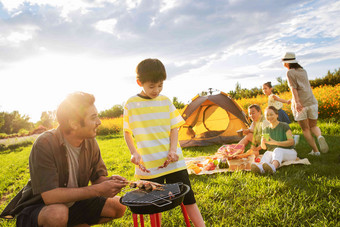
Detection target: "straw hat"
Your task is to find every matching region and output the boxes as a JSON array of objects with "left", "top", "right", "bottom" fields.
[{"left": 282, "top": 52, "right": 298, "bottom": 63}]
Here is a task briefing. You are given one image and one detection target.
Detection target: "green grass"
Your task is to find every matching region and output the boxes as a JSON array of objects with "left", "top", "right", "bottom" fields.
[
  {"left": 289, "top": 122, "right": 340, "bottom": 136},
  {"left": 1, "top": 132, "right": 339, "bottom": 226}
]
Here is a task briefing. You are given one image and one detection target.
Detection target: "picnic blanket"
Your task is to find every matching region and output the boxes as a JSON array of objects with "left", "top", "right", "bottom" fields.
[{"left": 185, "top": 155, "right": 310, "bottom": 175}]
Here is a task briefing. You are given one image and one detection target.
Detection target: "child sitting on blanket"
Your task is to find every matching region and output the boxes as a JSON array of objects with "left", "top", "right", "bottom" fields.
[
  {"left": 123, "top": 58, "right": 205, "bottom": 227},
  {"left": 251, "top": 106, "right": 297, "bottom": 174}
]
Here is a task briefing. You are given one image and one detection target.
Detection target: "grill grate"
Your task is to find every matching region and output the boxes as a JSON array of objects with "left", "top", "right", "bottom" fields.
[{"left": 122, "top": 183, "right": 181, "bottom": 204}]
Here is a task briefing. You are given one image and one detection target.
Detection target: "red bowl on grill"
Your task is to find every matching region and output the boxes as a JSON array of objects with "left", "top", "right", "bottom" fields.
[{"left": 120, "top": 183, "right": 190, "bottom": 214}]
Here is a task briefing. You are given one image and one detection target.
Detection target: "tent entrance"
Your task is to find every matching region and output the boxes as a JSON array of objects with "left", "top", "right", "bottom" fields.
[
  {"left": 193, "top": 105, "right": 230, "bottom": 138},
  {"left": 179, "top": 92, "right": 251, "bottom": 147}
]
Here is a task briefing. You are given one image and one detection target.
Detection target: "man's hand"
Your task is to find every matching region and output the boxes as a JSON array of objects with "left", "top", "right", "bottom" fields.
[
  {"left": 96, "top": 180, "right": 128, "bottom": 198},
  {"left": 108, "top": 175, "right": 127, "bottom": 182}
]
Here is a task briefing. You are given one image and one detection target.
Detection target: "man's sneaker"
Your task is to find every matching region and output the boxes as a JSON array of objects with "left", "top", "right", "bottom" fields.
[
  {"left": 294, "top": 135, "right": 300, "bottom": 146},
  {"left": 251, "top": 163, "right": 264, "bottom": 174},
  {"left": 308, "top": 151, "right": 320, "bottom": 156},
  {"left": 318, "top": 136, "right": 329, "bottom": 153},
  {"left": 263, "top": 162, "right": 276, "bottom": 174}
]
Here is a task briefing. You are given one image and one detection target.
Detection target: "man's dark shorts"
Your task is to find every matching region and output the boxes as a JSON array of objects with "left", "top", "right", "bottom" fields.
[
  {"left": 16, "top": 197, "right": 107, "bottom": 227},
  {"left": 141, "top": 169, "right": 196, "bottom": 205}
]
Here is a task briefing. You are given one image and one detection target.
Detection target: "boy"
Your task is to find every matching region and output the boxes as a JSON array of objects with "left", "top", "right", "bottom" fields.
[{"left": 123, "top": 58, "right": 205, "bottom": 227}]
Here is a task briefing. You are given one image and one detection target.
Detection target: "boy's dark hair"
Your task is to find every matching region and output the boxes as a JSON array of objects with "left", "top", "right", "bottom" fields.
[
  {"left": 57, "top": 92, "right": 95, "bottom": 134},
  {"left": 263, "top": 81, "right": 272, "bottom": 88},
  {"left": 248, "top": 104, "right": 262, "bottom": 113},
  {"left": 266, "top": 106, "right": 279, "bottom": 115},
  {"left": 287, "top": 63, "right": 303, "bottom": 69},
  {"left": 136, "top": 58, "right": 167, "bottom": 83}
]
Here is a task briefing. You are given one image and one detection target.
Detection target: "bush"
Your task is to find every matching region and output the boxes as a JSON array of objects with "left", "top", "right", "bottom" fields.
[
  {"left": 0, "top": 133, "right": 8, "bottom": 139},
  {"left": 30, "top": 125, "right": 47, "bottom": 135},
  {"left": 310, "top": 68, "right": 340, "bottom": 87},
  {"left": 0, "top": 111, "right": 33, "bottom": 134},
  {"left": 99, "top": 105, "right": 123, "bottom": 118},
  {"left": 97, "top": 118, "right": 123, "bottom": 135},
  {"left": 318, "top": 122, "right": 340, "bottom": 135},
  {"left": 173, "top": 97, "right": 185, "bottom": 109},
  {"left": 18, "top": 129, "right": 29, "bottom": 136}
]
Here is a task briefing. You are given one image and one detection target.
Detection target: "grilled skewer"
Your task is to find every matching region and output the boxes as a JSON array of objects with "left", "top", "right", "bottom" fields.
[
  {"left": 157, "top": 159, "right": 170, "bottom": 169},
  {"left": 129, "top": 180, "right": 164, "bottom": 192},
  {"left": 138, "top": 164, "right": 151, "bottom": 173}
]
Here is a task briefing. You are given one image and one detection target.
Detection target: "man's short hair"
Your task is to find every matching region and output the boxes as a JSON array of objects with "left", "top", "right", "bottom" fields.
[
  {"left": 248, "top": 104, "right": 262, "bottom": 113},
  {"left": 136, "top": 58, "right": 167, "bottom": 83},
  {"left": 56, "top": 92, "right": 95, "bottom": 134}
]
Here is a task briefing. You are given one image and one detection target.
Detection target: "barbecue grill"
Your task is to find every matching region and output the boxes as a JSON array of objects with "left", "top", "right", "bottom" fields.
[
  {"left": 120, "top": 182, "right": 191, "bottom": 226},
  {"left": 121, "top": 182, "right": 189, "bottom": 214}
]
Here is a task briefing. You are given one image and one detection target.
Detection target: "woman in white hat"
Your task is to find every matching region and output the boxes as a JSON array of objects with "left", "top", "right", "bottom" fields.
[{"left": 282, "top": 52, "right": 328, "bottom": 155}]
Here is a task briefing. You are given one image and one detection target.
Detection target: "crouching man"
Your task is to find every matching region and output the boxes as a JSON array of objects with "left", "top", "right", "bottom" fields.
[{"left": 1, "top": 92, "right": 128, "bottom": 226}]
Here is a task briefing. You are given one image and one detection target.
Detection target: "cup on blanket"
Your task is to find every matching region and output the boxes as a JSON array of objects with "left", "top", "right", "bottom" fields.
[{"left": 262, "top": 133, "right": 270, "bottom": 141}]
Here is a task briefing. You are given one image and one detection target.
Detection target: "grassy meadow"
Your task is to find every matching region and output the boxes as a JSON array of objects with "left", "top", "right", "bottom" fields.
[
  {"left": 0, "top": 122, "right": 339, "bottom": 226},
  {"left": 1, "top": 84, "right": 340, "bottom": 226}
]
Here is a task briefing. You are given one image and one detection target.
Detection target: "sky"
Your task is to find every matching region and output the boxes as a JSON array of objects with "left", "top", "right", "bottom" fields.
[{"left": 1, "top": 0, "right": 340, "bottom": 123}]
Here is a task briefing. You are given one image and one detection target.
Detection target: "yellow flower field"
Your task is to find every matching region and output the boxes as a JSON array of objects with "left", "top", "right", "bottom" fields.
[
  {"left": 97, "top": 117, "right": 123, "bottom": 135},
  {"left": 313, "top": 84, "right": 340, "bottom": 120},
  {"left": 237, "top": 84, "right": 340, "bottom": 121},
  {"left": 98, "top": 84, "right": 340, "bottom": 135}
]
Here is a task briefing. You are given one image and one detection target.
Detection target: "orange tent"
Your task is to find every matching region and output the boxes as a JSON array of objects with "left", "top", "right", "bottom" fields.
[{"left": 179, "top": 92, "right": 250, "bottom": 147}]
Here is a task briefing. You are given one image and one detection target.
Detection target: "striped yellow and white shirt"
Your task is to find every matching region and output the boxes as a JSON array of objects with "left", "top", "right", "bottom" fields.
[{"left": 123, "top": 94, "right": 187, "bottom": 179}]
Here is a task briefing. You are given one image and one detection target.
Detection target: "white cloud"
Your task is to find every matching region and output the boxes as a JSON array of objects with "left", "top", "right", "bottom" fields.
[
  {"left": 1, "top": 0, "right": 98, "bottom": 19},
  {"left": 0, "top": 0, "right": 340, "bottom": 121},
  {"left": 126, "top": 0, "right": 142, "bottom": 10},
  {"left": 0, "top": 25, "right": 39, "bottom": 54},
  {"left": 4, "top": 26, "right": 38, "bottom": 45},
  {"left": 94, "top": 18, "right": 118, "bottom": 35},
  {"left": 278, "top": 1, "right": 340, "bottom": 39},
  {"left": 160, "top": 0, "right": 179, "bottom": 13},
  {"left": 0, "top": 0, "right": 23, "bottom": 11}
]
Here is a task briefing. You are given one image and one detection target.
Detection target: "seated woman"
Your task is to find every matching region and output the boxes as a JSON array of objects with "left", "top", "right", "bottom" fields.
[{"left": 251, "top": 106, "right": 297, "bottom": 174}]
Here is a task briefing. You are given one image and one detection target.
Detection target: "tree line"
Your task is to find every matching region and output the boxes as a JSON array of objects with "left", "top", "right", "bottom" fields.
[
  {"left": 1, "top": 68, "right": 339, "bottom": 136},
  {"left": 0, "top": 111, "right": 56, "bottom": 138},
  {"left": 228, "top": 68, "right": 340, "bottom": 100},
  {"left": 173, "top": 67, "right": 340, "bottom": 107}
]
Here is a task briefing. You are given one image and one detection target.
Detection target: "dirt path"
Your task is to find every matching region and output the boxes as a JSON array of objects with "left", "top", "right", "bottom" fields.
[{"left": 0, "top": 134, "right": 40, "bottom": 146}]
